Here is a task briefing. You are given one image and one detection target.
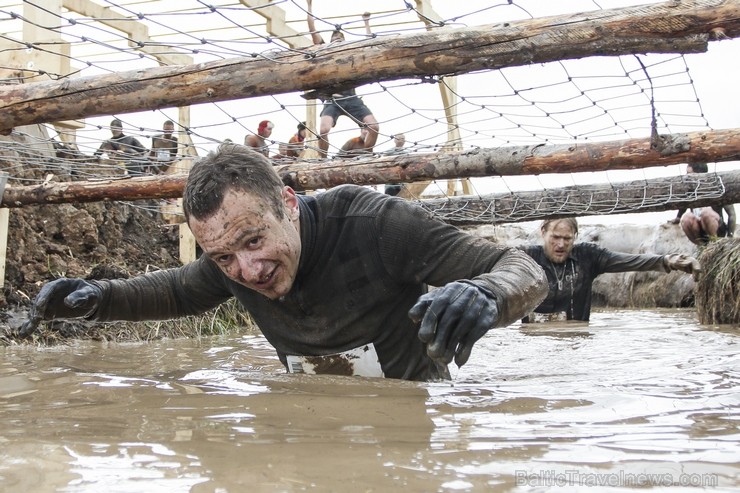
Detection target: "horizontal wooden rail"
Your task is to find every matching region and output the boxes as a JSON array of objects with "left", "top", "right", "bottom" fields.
[{"left": 3, "top": 129, "right": 740, "bottom": 207}]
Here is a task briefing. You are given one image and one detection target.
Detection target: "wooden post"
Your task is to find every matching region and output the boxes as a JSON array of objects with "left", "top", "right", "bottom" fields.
[
  {"left": 302, "top": 100, "right": 320, "bottom": 160},
  {"left": 175, "top": 107, "right": 197, "bottom": 263},
  {"left": 406, "top": 0, "right": 470, "bottom": 199},
  {"left": 179, "top": 222, "right": 197, "bottom": 265},
  {"left": 0, "top": 172, "right": 8, "bottom": 288}
]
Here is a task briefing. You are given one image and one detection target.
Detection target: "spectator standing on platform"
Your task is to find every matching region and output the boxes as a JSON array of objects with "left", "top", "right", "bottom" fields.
[{"left": 306, "top": 1, "right": 379, "bottom": 157}]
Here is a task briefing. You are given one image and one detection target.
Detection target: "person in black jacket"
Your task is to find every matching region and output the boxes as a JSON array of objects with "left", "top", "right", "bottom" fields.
[
  {"left": 520, "top": 218, "right": 701, "bottom": 322},
  {"left": 94, "top": 119, "right": 149, "bottom": 175}
]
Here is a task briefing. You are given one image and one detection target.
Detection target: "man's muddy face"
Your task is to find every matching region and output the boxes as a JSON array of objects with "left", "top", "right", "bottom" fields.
[
  {"left": 542, "top": 220, "right": 576, "bottom": 264},
  {"left": 189, "top": 187, "right": 302, "bottom": 299}
]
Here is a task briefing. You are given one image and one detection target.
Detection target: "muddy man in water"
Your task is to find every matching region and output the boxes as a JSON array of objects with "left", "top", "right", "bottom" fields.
[
  {"left": 20, "top": 144, "right": 548, "bottom": 381},
  {"left": 520, "top": 218, "right": 701, "bottom": 322}
]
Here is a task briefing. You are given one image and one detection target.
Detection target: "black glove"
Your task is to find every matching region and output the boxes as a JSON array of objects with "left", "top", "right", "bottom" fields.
[
  {"left": 408, "top": 281, "right": 499, "bottom": 368},
  {"left": 18, "top": 278, "right": 102, "bottom": 338}
]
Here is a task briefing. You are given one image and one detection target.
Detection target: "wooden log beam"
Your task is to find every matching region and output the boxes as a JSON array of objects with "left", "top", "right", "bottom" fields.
[
  {"left": 1, "top": 174, "right": 188, "bottom": 208},
  {"left": 4, "top": 167, "right": 738, "bottom": 229},
  {"left": 422, "top": 169, "right": 740, "bottom": 226},
  {"left": 280, "top": 129, "right": 740, "bottom": 191},
  {"left": 1, "top": 0, "right": 739, "bottom": 132},
  {"left": 2, "top": 128, "right": 740, "bottom": 207}
]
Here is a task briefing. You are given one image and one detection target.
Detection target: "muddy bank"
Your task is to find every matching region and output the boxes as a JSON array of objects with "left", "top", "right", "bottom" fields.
[{"left": 0, "top": 125, "right": 182, "bottom": 341}]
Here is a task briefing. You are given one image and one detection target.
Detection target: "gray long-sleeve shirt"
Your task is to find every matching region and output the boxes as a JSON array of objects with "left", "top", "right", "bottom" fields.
[
  {"left": 520, "top": 243, "right": 669, "bottom": 321},
  {"left": 91, "top": 185, "right": 547, "bottom": 380}
]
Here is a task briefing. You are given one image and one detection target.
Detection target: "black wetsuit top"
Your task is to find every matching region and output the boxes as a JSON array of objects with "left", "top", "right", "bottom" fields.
[
  {"left": 90, "top": 185, "right": 547, "bottom": 380},
  {"left": 520, "top": 243, "right": 668, "bottom": 321}
]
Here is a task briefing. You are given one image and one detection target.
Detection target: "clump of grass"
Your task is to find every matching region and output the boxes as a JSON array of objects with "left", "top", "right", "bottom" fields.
[
  {"left": 135, "top": 297, "right": 259, "bottom": 339},
  {"left": 695, "top": 237, "right": 740, "bottom": 325}
]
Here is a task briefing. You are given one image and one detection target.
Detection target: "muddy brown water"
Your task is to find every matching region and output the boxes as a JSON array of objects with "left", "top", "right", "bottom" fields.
[{"left": 0, "top": 309, "right": 738, "bottom": 492}]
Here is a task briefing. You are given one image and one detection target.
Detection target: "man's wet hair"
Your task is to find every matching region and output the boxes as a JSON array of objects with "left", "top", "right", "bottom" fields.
[
  {"left": 540, "top": 217, "right": 579, "bottom": 236},
  {"left": 183, "top": 143, "right": 286, "bottom": 222}
]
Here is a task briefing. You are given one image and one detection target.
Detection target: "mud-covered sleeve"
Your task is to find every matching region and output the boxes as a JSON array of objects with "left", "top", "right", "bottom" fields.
[
  {"left": 376, "top": 198, "right": 548, "bottom": 327},
  {"left": 465, "top": 247, "right": 549, "bottom": 326},
  {"left": 590, "top": 243, "right": 669, "bottom": 274},
  {"left": 90, "top": 255, "right": 233, "bottom": 322}
]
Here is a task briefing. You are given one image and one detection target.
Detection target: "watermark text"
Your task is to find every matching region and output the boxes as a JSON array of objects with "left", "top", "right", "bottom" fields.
[{"left": 515, "top": 470, "right": 718, "bottom": 488}]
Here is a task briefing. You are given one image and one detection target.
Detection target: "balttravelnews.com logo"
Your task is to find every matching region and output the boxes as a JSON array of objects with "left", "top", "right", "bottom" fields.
[{"left": 514, "top": 470, "right": 718, "bottom": 488}]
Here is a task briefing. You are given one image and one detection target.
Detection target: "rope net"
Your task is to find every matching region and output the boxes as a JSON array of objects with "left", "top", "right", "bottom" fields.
[{"left": 0, "top": 0, "right": 734, "bottom": 223}]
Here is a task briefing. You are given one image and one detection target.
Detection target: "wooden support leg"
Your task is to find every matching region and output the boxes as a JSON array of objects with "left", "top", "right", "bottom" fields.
[
  {"left": 0, "top": 171, "right": 7, "bottom": 288},
  {"left": 179, "top": 221, "right": 197, "bottom": 264},
  {"left": 0, "top": 208, "right": 8, "bottom": 289}
]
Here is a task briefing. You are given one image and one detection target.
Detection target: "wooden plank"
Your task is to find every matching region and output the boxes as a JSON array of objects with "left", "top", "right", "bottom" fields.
[
  {"left": 0, "top": 171, "right": 7, "bottom": 288},
  {"left": 63, "top": 0, "right": 193, "bottom": 66},
  {"left": 179, "top": 222, "right": 197, "bottom": 264},
  {"left": 0, "top": 208, "right": 7, "bottom": 289},
  {"left": 239, "top": 0, "right": 312, "bottom": 48}
]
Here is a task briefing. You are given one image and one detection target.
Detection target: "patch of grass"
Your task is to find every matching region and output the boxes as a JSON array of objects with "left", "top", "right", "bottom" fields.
[{"left": 695, "top": 237, "right": 740, "bottom": 325}]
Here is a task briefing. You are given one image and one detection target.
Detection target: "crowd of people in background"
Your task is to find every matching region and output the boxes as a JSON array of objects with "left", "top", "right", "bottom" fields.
[
  {"left": 89, "top": 5, "right": 404, "bottom": 176},
  {"left": 88, "top": 112, "right": 407, "bottom": 178}
]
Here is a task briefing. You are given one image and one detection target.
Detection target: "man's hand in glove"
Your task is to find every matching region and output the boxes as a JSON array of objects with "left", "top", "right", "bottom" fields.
[
  {"left": 408, "top": 281, "right": 499, "bottom": 368},
  {"left": 664, "top": 254, "right": 702, "bottom": 280},
  {"left": 663, "top": 253, "right": 701, "bottom": 274},
  {"left": 18, "top": 278, "right": 102, "bottom": 338}
]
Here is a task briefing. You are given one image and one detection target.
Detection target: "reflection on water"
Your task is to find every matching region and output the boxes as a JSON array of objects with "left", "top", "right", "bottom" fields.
[{"left": 0, "top": 310, "right": 738, "bottom": 492}]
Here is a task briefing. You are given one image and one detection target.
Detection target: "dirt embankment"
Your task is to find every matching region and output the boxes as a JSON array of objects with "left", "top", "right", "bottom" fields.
[{"left": 1, "top": 125, "right": 181, "bottom": 340}]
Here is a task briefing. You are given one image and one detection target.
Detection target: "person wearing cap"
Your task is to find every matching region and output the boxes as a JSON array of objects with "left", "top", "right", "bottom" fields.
[{"left": 245, "top": 120, "right": 274, "bottom": 157}]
